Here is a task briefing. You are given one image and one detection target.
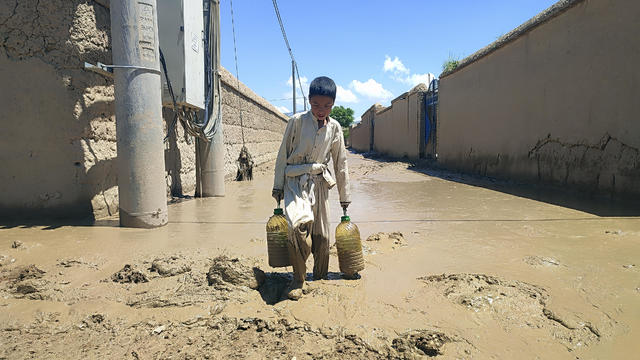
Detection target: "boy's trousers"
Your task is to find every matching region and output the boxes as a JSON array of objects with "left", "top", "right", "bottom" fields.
[{"left": 287, "top": 174, "right": 330, "bottom": 282}]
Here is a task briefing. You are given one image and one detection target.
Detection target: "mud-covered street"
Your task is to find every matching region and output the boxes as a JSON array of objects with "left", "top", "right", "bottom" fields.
[{"left": 1, "top": 152, "right": 639, "bottom": 359}]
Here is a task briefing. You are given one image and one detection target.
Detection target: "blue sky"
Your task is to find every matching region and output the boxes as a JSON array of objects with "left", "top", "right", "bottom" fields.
[{"left": 219, "top": 0, "right": 558, "bottom": 120}]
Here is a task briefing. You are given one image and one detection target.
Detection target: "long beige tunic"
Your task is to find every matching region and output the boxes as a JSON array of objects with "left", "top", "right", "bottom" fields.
[{"left": 273, "top": 110, "right": 350, "bottom": 280}]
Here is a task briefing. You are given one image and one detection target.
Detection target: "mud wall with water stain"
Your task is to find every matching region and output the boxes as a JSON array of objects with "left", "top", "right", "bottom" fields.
[
  {"left": 437, "top": 0, "right": 640, "bottom": 199},
  {"left": 0, "top": 0, "right": 287, "bottom": 220}
]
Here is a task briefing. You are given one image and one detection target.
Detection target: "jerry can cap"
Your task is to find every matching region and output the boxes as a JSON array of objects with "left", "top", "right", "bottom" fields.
[
  {"left": 341, "top": 215, "right": 350, "bottom": 222},
  {"left": 274, "top": 208, "right": 284, "bottom": 215}
]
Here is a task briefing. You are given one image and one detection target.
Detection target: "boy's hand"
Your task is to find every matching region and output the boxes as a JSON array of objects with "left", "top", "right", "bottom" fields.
[
  {"left": 340, "top": 202, "right": 350, "bottom": 210},
  {"left": 272, "top": 189, "right": 284, "bottom": 203}
]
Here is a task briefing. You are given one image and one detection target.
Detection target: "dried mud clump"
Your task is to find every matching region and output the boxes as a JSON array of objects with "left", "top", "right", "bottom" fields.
[
  {"left": 150, "top": 256, "right": 191, "bottom": 277},
  {"left": 419, "top": 273, "right": 604, "bottom": 351},
  {"left": 0, "top": 314, "right": 388, "bottom": 359},
  {"left": 111, "top": 265, "right": 148, "bottom": 284},
  {"left": 523, "top": 255, "right": 563, "bottom": 267},
  {"left": 1, "top": 264, "right": 49, "bottom": 300},
  {"left": 391, "top": 330, "right": 451, "bottom": 358},
  {"left": 366, "top": 232, "right": 407, "bottom": 249},
  {"left": 4, "top": 264, "right": 45, "bottom": 281},
  {"left": 206, "top": 255, "right": 265, "bottom": 290}
]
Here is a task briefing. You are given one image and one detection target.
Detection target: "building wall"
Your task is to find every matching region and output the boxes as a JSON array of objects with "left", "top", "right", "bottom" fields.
[
  {"left": 361, "top": 85, "right": 426, "bottom": 159},
  {"left": 438, "top": 0, "right": 640, "bottom": 199},
  {"left": 350, "top": 104, "right": 380, "bottom": 152},
  {"left": 349, "top": 122, "right": 369, "bottom": 152},
  {"left": 0, "top": 0, "right": 287, "bottom": 220},
  {"left": 219, "top": 68, "right": 287, "bottom": 179}
]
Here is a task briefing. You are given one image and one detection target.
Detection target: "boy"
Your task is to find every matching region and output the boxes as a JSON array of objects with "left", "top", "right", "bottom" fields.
[{"left": 272, "top": 76, "right": 351, "bottom": 300}]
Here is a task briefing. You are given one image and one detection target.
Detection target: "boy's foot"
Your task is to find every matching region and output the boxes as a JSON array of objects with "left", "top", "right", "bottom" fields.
[
  {"left": 342, "top": 272, "right": 360, "bottom": 280},
  {"left": 312, "top": 272, "right": 328, "bottom": 281},
  {"left": 287, "top": 280, "right": 304, "bottom": 300}
]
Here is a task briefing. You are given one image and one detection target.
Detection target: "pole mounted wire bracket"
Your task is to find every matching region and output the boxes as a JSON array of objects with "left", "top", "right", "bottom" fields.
[{"left": 84, "top": 62, "right": 162, "bottom": 78}]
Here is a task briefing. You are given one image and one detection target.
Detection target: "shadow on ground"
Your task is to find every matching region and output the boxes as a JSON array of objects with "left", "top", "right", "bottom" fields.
[
  {"left": 257, "top": 271, "right": 352, "bottom": 305},
  {"left": 357, "top": 150, "right": 640, "bottom": 217}
]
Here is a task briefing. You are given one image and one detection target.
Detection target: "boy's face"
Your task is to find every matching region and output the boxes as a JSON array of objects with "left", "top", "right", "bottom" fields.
[{"left": 310, "top": 95, "right": 334, "bottom": 121}]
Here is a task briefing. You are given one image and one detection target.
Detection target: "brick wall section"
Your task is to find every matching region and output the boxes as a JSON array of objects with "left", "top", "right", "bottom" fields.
[{"left": 219, "top": 67, "right": 288, "bottom": 179}]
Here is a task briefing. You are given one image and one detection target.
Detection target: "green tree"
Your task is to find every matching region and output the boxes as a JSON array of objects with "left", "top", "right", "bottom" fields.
[{"left": 330, "top": 106, "right": 354, "bottom": 128}]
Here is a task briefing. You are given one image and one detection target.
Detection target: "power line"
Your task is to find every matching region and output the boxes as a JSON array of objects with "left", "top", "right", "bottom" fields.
[
  {"left": 269, "top": 95, "right": 307, "bottom": 102},
  {"left": 229, "top": 0, "right": 246, "bottom": 146},
  {"left": 271, "top": 0, "right": 307, "bottom": 110}
]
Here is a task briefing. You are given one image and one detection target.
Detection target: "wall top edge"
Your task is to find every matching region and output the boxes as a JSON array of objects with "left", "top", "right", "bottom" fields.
[{"left": 440, "top": 0, "right": 586, "bottom": 79}]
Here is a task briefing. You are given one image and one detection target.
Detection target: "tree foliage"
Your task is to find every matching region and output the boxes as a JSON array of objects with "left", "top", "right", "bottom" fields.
[
  {"left": 330, "top": 106, "right": 355, "bottom": 128},
  {"left": 442, "top": 56, "right": 460, "bottom": 73}
]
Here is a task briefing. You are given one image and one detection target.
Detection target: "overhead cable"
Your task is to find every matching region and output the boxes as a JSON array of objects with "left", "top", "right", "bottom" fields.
[
  {"left": 271, "top": 0, "right": 307, "bottom": 109},
  {"left": 229, "top": 0, "right": 246, "bottom": 146}
]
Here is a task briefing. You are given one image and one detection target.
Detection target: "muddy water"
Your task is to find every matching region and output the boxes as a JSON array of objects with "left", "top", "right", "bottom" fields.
[{"left": 1, "top": 152, "right": 639, "bottom": 359}]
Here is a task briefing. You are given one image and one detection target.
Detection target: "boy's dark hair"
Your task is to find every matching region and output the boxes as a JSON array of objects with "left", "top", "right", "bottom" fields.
[{"left": 309, "top": 76, "right": 336, "bottom": 101}]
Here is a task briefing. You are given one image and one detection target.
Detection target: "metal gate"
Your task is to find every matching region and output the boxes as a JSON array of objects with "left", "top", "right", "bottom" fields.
[{"left": 424, "top": 79, "right": 439, "bottom": 158}]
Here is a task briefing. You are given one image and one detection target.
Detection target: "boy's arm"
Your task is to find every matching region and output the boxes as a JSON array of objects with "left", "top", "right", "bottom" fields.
[
  {"left": 330, "top": 124, "right": 351, "bottom": 206},
  {"left": 273, "top": 117, "right": 295, "bottom": 199}
]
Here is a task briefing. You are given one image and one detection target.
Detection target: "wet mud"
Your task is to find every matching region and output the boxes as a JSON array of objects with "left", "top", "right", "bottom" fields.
[{"left": 1, "top": 152, "right": 639, "bottom": 359}]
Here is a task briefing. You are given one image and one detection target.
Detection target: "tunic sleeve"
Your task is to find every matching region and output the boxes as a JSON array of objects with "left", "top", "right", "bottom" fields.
[
  {"left": 330, "top": 124, "right": 351, "bottom": 203},
  {"left": 273, "top": 117, "right": 295, "bottom": 191}
]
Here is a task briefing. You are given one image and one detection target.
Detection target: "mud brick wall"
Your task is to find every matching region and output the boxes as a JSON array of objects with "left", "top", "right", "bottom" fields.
[
  {"left": 350, "top": 105, "right": 376, "bottom": 153},
  {"left": 0, "top": 0, "right": 287, "bottom": 220},
  {"left": 352, "top": 85, "right": 426, "bottom": 159},
  {"left": 437, "top": 0, "right": 640, "bottom": 199},
  {"left": 219, "top": 67, "right": 288, "bottom": 179}
]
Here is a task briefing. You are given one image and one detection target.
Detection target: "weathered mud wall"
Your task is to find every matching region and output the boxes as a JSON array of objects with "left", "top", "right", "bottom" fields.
[
  {"left": 438, "top": 0, "right": 640, "bottom": 199},
  {"left": 0, "top": 0, "right": 115, "bottom": 219},
  {"left": 219, "top": 67, "right": 288, "bottom": 178},
  {"left": 353, "top": 85, "right": 426, "bottom": 159},
  {"left": 0, "top": 0, "right": 287, "bottom": 220},
  {"left": 350, "top": 104, "right": 381, "bottom": 152}
]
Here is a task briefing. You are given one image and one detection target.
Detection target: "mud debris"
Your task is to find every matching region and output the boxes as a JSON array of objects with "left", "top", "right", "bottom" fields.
[
  {"left": 523, "top": 255, "right": 563, "bottom": 267},
  {"left": 11, "top": 241, "right": 23, "bottom": 249},
  {"left": 111, "top": 265, "right": 148, "bottom": 284},
  {"left": 0, "top": 254, "right": 14, "bottom": 267},
  {"left": 0, "top": 313, "right": 390, "bottom": 359},
  {"left": 366, "top": 232, "right": 407, "bottom": 247},
  {"left": 391, "top": 329, "right": 452, "bottom": 358},
  {"left": 150, "top": 256, "right": 191, "bottom": 277},
  {"left": 419, "top": 273, "right": 605, "bottom": 351},
  {"left": 57, "top": 258, "right": 98, "bottom": 269},
  {"left": 3, "top": 264, "right": 45, "bottom": 282},
  {"left": 206, "top": 255, "right": 265, "bottom": 290}
]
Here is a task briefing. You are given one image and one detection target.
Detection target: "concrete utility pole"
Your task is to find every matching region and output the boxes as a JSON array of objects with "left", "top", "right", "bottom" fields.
[
  {"left": 196, "top": 0, "right": 225, "bottom": 197},
  {"left": 111, "top": 0, "right": 168, "bottom": 228},
  {"left": 292, "top": 60, "right": 296, "bottom": 114}
]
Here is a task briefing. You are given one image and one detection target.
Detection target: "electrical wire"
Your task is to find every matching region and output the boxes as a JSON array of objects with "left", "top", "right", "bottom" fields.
[
  {"left": 271, "top": 0, "right": 307, "bottom": 110},
  {"left": 160, "top": 0, "right": 222, "bottom": 143},
  {"left": 229, "top": 0, "right": 246, "bottom": 146}
]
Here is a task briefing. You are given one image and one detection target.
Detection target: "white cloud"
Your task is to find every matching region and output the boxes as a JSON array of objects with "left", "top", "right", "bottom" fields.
[
  {"left": 275, "top": 105, "right": 290, "bottom": 114},
  {"left": 287, "top": 75, "right": 309, "bottom": 89},
  {"left": 336, "top": 85, "right": 358, "bottom": 103},
  {"left": 402, "top": 72, "right": 435, "bottom": 87},
  {"left": 350, "top": 79, "right": 393, "bottom": 101},
  {"left": 384, "top": 55, "right": 409, "bottom": 74},
  {"left": 384, "top": 55, "right": 436, "bottom": 88}
]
